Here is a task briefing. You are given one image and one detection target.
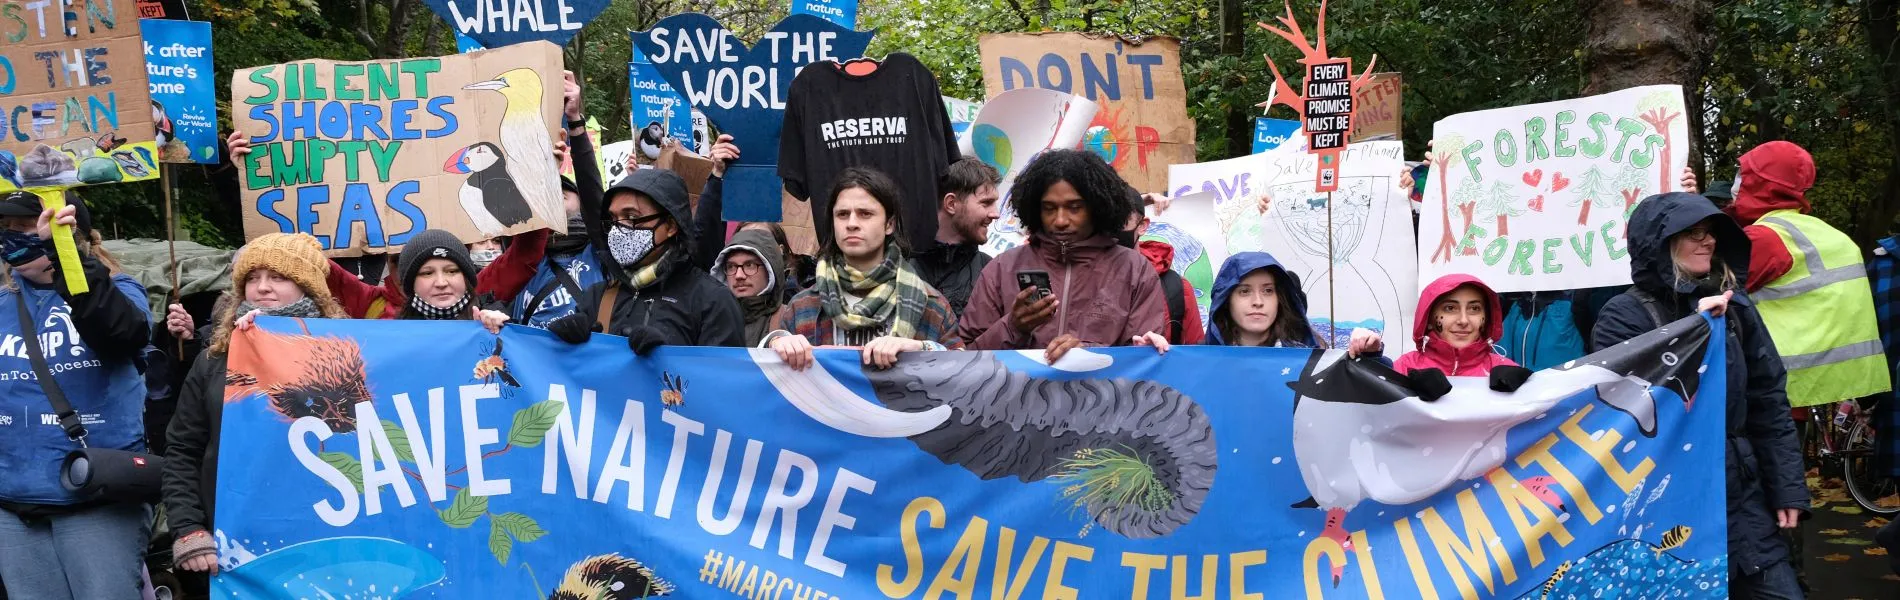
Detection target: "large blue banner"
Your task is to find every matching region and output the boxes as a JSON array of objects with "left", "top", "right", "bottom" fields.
[
  {"left": 632, "top": 14, "right": 874, "bottom": 221},
  {"left": 140, "top": 19, "right": 219, "bottom": 164},
  {"left": 211, "top": 314, "right": 1728, "bottom": 598}
]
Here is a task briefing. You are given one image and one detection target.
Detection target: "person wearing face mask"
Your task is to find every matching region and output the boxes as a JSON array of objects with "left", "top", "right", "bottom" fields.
[
  {"left": 161, "top": 232, "right": 348, "bottom": 584},
  {"left": 712, "top": 228, "right": 786, "bottom": 346},
  {"left": 958, "top": 150, "right": 1169, "bottom": 363},
  {"left": 510, "top": 176, "right": 607, "bottom": 329},
  {"left": 1727, "top": 141, "right": 1889, "bottom": 408},
  {"left": 466, "top": 238, "right": 505, "bottom": 272},
  {"left": 0, "top": 193, "right": 153, "bottom": 600},
  {"left": 1121, "top": 186, "right": 1203, "bottom": 346},
  {"left": 546, "top": 166, "right": 745, "bottom": 353},
  {"left": 1593, "top": 192, "right": 1806, "bottom": 599},
  {"left": 393, "top": 229, "right": 510, "bottom": 332},
  {"left": 762, "top": 167, "right": 962, "bottom": 371}
]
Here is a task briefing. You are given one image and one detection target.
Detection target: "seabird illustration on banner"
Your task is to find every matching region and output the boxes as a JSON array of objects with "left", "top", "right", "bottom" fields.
[
  {"left": 632, "top": 14, "right": 876, "bottom": 221},
  {"left": 444, "top": 142, "right": 531, "bottom": 237},
  {"left": 464, "top": 69, "right": 566, "bottom": 228}
]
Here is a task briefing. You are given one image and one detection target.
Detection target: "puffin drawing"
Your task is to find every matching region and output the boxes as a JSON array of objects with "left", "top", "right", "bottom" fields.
[
  {"left": 636, "top": 121, "right": 667, "bottom": 160},
  {"left": 1284, "top": 314, "right": 1712, "bottom": 586},
  {"left": 464, "top": 69, "right": 563, "bottom": 226},
  {"left": 445, "top": 142, "right": 532, "bottom": 237}
]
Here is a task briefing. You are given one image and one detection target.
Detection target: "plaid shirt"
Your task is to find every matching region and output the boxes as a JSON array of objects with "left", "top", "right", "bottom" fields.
[
  {"left": 1868, "top": 236, "right": 1900, "bottom": 476},
  {"left": 765, "top": 287, "right": 965, "bottom": 349}
]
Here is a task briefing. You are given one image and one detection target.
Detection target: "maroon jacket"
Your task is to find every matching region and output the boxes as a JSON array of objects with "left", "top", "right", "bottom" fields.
[{"left": 959, "top": 233, "right": 1169, "bottom": 350}]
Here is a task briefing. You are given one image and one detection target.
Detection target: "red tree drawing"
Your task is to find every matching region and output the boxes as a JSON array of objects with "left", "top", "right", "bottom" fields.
[{"left": 1637, "top": 92, "right": 1684, "bottom": 192}]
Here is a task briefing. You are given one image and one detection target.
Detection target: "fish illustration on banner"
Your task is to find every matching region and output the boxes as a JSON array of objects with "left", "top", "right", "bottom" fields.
[
  {"left": 1, "top": 0, "right": 160, "bottom": 191},
  {"left": 210, "top": 310, "right": 1729, "bottom": 599},
  {"left": 1419, "top": 85, "right": 1689, "bottom": 293},
  {"left": 632, "top": 14, "right": 875, "bottom": 222},
  {"left": 231, "top": 43, "right": 567, "bottom": 255},
  {"left": 421, "top": 0, "right": 608, "bottom": 48},
  {"left": 979, "top": 32, "right": 1194, "bottom": 194},
  {"left": 1164, "top": 141, "right": 1417, "bottom": 354},
  {"left": 957, "top": 88, "right": 1099, "bottom": 256},
  {"left": 141, "top": 19, "right": 221, "bottom": 164},
  {"left": 629, "top": 47, "right": 694, "bottom": 161}
]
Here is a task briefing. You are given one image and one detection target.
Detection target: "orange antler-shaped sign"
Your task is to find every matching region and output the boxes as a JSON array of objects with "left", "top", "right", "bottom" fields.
[{"left": 1259, "top": 0, "right": 1377, "bottom": 192}]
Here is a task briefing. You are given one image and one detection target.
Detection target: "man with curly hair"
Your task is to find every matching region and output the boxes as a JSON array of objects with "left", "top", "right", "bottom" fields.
[{"left": 957, "top": 150, "right": 1170, "bottom": 361}]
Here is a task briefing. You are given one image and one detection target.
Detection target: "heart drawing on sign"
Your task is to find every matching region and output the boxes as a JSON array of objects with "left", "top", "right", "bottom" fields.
[
  {"left": 422, "top": 0, "right": 612, "bottom": 48},
  {"left": 1529, "top": 194, "right": 1546, "bottom": 212},
  {"left": 1550, "top": 172, "right": 1571, "bottom": 193},
  {"left": 1522, "top": 168, "right": 1544, "bottom": 187}
]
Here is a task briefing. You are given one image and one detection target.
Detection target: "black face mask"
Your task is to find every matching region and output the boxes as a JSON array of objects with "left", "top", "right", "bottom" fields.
[
  {"left": 1115, "top": 230, "right": 1138, "bottom": 249},
  {"left": 547, "top": 214, "right": 590, "bottom": 254}
]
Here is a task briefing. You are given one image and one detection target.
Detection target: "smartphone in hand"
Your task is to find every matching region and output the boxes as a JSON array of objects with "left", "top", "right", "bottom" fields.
[{"left": 1016, "top": 270, "right": 1053, "bottom": 300}]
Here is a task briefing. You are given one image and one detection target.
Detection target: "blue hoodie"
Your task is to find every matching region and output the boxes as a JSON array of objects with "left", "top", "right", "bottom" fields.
[{"left": 1204, "top": 252, "right": 1318, "bottom": 347}]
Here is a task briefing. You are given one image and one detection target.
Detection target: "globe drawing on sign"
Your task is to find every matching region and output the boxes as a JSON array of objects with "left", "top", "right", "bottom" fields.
[
  {"left": 970, "top": 124, "right": 1012, "bottom": 174},
  {"left": 1266, "top": 178, "right": 1400, "bottom": 348},
  {"left": 1142, "top": 222, "right": 1215, "bottom": 315}
]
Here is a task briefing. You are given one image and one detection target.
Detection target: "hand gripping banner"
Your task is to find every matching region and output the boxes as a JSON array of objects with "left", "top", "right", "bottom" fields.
[{"left": 209, "top": 314, "right": 1729, "bottom": 598}]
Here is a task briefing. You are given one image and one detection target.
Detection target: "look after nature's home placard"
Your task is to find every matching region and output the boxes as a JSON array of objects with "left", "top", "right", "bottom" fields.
[
  {"left": 2, "top": 0, "right": 160, "bottom": 191},
  {"left": 1420, "top": 85, "right": 1689, "bottom": 293},
  {"left": 233, "top": 44, "right": 566, "bottom": 255}
]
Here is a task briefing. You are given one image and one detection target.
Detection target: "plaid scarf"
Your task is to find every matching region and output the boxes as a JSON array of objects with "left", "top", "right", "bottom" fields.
[
  {"left": 625, "top": 246, "right": 676, "bottom": 290},
  {"left": 813, "top": 244, "right": 930, "bottom": 339}
]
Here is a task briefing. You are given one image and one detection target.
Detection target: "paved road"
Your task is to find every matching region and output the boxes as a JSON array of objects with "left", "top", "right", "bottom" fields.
[{"left": 1799, "top": 475, "right": 1898, "bottom": 599}]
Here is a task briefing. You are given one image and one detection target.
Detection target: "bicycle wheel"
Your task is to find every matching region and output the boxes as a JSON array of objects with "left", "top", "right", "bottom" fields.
[{"left": 1843, "top": 418, "right": 1900, "bottom": 515}]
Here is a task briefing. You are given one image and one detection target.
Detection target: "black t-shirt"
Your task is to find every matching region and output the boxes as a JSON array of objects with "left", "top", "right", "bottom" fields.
[{"left": 779, "top": 53, "right": 960, "bottom": 249}]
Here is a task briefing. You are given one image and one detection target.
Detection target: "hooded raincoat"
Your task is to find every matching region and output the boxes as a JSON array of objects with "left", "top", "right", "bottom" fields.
[
  {"left": 712, "top": 228, "right": 786, "bottom": 346},
  {"left": 1202, "top": 252, "right": 1317, "bottom": 347},
  {"left": 1392, "top": 274, "right": 1517, "bottom": 376},
  {"left": 566, "top": 169, "right": 746, "bottom": 348},
  {"left": 1591, "top": 191, "right": 1807, "bottom": 577}
]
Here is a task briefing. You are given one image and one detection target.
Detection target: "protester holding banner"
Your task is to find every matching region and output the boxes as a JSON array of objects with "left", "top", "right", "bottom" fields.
[
  {"left": 714, "top": 228, "right": 787, "bottom": 346},
  {"left": 913, "top": 157, "right": 1002, "bottom": 317},
  {"left": 958, "top": 150, "right": 1169, "bottom": 360},
  {"left": 389, "top": 230, "right": 508, "bottom": 331},
  {"left": 1196, "top": 252, "right": 1324, "bottom": 348},
  {"left": 764, "top": 167, "right": 962, "bottom": 370},
  {"left": 0, "top": 194, "right": 155, "bottom": 599},
  {"left": 1393, "top": 274, "right": 1528, "bottom": 393},
  {"left": 1727, "top": 141, "right": 1891, "bottom": 408},
  {"left": 1593, "top": 191, "right": 1808, "bottom": 597},
  {"left": 162, "top": 232, "right": 348, "bottom": 580},
  {"left": 509, "top": 176, "right": 607, "bottom": 328},
  {"left": 548, "top": 164, "right": 745, "bottom": 353}
]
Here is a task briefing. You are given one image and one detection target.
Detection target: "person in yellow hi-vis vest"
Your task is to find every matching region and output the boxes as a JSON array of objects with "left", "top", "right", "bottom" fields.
[{"left": 1730, "top": 141, "right": 1892, "bottom": 407}]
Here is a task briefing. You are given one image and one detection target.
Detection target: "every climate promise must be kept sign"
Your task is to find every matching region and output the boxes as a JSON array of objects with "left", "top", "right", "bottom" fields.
[{"left": 233, "top": 43, "right": 567, "bottom": 256}]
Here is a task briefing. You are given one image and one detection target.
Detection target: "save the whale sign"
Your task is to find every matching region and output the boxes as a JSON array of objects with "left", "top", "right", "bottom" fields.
[
  {"left": 210, "top": 313, "right": 1729, "bottom": 598},
  {"left": 421, "top": 0, "right": 609, "bottom": 48}
]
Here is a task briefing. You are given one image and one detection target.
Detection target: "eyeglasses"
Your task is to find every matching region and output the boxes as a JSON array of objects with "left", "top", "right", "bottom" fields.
[
  {"left": 1679, "top": 226, "right": 1714, "bottom": 241},
  {"left": 722, "top": 262, "right": 763, "bottom": 276},
  {"left": 611, "top": 213, "right": 665, "bottom": 230}
]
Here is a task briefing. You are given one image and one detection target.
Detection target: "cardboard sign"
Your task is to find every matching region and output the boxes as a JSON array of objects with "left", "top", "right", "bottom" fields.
[
  {"left": 979, "top": 33, "right": 1195, "bottom": 193},
  {"left": 632, "top": 14, "right": 875, "bottom": 222},
  {"left": 232, "top": 43, "right": 567, "bottom": 255},
  {"left": 1253, "top": 117, "right": 1299, "bottom": 154},
  {"left": 423, "top": 0, "right": 606, "bottom": 48},
  {"left": 959, "top": 88, "right": 1100, "bottom": 256},
  {"left": 142, "top": 19, "right": 219, "bottom": 164},
  {"left": 1, "top": 0, "right": 159, "bottom": 191},
  {"left": 1352, "top": 72, "right": 1402, "bottom": 142},
  {"left": 790, "top": 0, "right": 856, "bottom": 30},
  {"left": 1258, "top": 3, "right": 1376, "bottom": 194},
  {"left": 628, "top": 46, "right": 694, "bottom": 161},
  {"left": 1419, "top": 85, "right": 1690, "bottom": 292}
]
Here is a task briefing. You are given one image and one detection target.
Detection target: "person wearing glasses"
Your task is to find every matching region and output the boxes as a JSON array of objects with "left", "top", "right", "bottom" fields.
[
  {"left": 711, "top": 227, "right": 786, "bottom": 346},
  {"left": 546, "top": 165, "right": 746, "bottom": 353}
]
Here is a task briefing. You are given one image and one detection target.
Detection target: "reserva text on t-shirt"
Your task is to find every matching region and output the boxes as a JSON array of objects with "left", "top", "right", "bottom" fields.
[{"left": 819, "top": 116, "right": 908, "bottom": 148}]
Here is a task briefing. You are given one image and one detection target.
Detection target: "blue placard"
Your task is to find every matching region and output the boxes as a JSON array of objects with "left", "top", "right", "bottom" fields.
[
  {"left": 210, "top": 313, "right": 1730, "bottom": 599},
  {"left": 790, "top": 0, "right": 857, "bottom": 30},
  {"left": 140, "top": 19, "right": 219, "bottom": 164},
  {"left": 1253, "top": 117, "right": 1300, "bottom": 154},
  {"left": 629, "top": 47, "right": 694, "bottom": 161},
  {"left": 454, "top": 31, "right": 484, "bottom": 53},
  {"left": 632, "top": 14, "right": 875, "bottom": 221},
  {"left": 424, "top": 0, "right": 607, "bottom": 48}
]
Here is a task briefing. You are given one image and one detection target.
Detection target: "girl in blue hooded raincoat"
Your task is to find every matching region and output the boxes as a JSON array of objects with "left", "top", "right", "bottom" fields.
[
  {"left": 1138, "top": 251, "right": 1383, "bottom": 355},
  {"left": 0, "top": 193, "right": 152, "bottom": 600}
]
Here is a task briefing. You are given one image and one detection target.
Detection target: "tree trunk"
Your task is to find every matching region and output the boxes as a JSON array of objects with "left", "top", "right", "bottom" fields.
[
  {"left": 1578, "top": 201, "right": 1591, "bottom": 226},
  {"left": 1432, "top": 158, "right": 1455, "bottom": 263},
  {"left": 1219, "top": 0, "right": 1248, "bottom": 159},
  {"left": 1497, "top": 215, "right": 1509, "bottom": 237},
  {"left": 1580, "top": 0, "right": 1711, "bottom": 178},
  {"left": 1860, "top": 0, "right": 1900, "bottom": 247}
]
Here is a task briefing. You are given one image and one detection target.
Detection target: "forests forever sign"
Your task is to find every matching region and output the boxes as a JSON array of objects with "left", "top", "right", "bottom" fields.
[
  {"left": 233, "top": 44, "right": 565, "bottom": 255},
  {"left": 1420, "top": 85, "right": 1690, "bottom": 292},
  {"left": 633, "top": 14, "right": 874, "bottom": 221},
  {"left": 1, "top": 0, "right": 159, "bottom": 191},
  {"left": 979, "top": 33, "right": 1194, "bottom": 194},
  {"left": 212, "top": 314, "right": 1729, "bottom": 598}
]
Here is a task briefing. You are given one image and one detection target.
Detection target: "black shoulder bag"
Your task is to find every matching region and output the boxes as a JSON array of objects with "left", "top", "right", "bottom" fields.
[{"left": 14, "top": 293, "right": 164, "bottom": 504}]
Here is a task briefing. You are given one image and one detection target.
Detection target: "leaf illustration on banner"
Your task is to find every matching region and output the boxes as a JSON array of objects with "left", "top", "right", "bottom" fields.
[
  {"left": 509, "top": 400, "right": 563, "bottom": 448},
  {"left": 381, "top": 419, "right": 415, "bottom": 463},
  {"left": 320, "top": 452, "right": 363, "bottom": 492},
  {"left": 489, "top": 518, "right": 512, "bottom": 564},
  {"left": 438, "top": 488, "right": 489, "bottom": 528},
  {"left": 492, "top": 512, "right": 548, "bottom": 542}
]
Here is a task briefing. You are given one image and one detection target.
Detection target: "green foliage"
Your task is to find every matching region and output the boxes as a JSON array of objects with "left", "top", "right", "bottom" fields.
[
  {"left": 437, "top": 487, "right": 489, "bottom": 528},
  {"left": 508, "top": 400, "right": 564, "bottom": 448},
  {"left": 319, "top": 451, "right": 364, "bottom": 492},
  {"left": 488, "top": 517, "right": 513, "bottom": 564},
  {"left": 381, "top": 419, "right": 416, "bottom": 463}
]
